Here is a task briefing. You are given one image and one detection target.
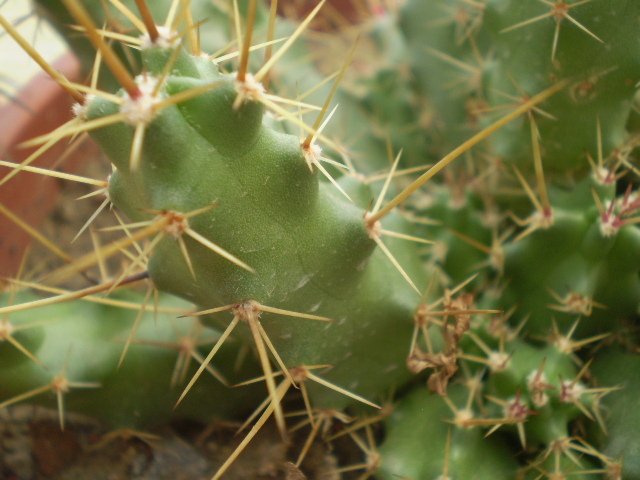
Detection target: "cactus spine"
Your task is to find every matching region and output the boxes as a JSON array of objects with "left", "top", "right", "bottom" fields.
[{"left": 1, "top": 0, "right": 640, "bottom": 478}]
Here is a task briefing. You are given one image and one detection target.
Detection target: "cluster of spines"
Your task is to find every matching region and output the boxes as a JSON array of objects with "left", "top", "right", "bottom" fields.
[{"left": 2, "top": 0, "right": 640, "bottom": 479}]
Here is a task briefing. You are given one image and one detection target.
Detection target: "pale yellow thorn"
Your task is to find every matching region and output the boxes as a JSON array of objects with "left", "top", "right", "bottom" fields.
[
  {"left": 73, "top": 197, "right": 111, "bottom": 243},
  {"left": 262, "top": 93, "right": 322, "bottom": 111},
  {"left": 303, "top": 36, "right": 360, "bottom": 148},
  {"left": 262, "top": 0, "right": 279, "bottom": 90},
  {"left": 0, "top": 384, "right": 52, "bottom": 410},
  {"left": 108, "top": 0, "right": 148, "bottom": 33},
  {"left": 152, "top": 79, "right": 226, "bottom": 111},
  {"left": 183, "top": 227, "right": 254, "bottom": 273},
  {"left": 89, "top": 228, "right": 109, "bottom": 282},
  {"left": 0, "top": 160, "right": 107, "bottom": 187},
  {"left": 182, "top": 3, "right": 199, "bottom": 55},
  {"left": 130, "top": 122, "right": 147, "bottom": 171},
  {"left": 432, "top": 309, "right": 503, "bottom": 318},
  {"left": 4, "top": 334, "right": 45, "bottom": 367},
  {"left": 0, "top": 202, "right": 71, "bottom": 262},
  {"left": 56, "top": 378, "right": 102, "bottom": 431},
  {"left": 315, "top": 160, "right": 352, "bottom": 201},
  {"left": 365, "top": 164, "right": 433, "bottom": 183},
  {"left": 596, "top": 116, "right": 603, "bottom": 169},
  {"left": 500, "top": 12, "right": 553, "bottom": 34},
  {"left": 312, "top": 103, "right": 341, "bottom": 147},
  {"left": 210, "top": 380, "right": 290, "bottom": 480},
  {"left": 368, "top": 78, "right": 571, "bottom": 224},
  {"left": 99, "top": 220, "right": 155, "bottom": 232},
  {"left": 117, "top": 286, "right": 153, "bottom": 369},
  {"left": 213, "top": 38, "right": 287, "bottom": 64},
  {"left": 529, "top": 113, "right": 550, "bottom": 214},
  {"left": 231, "top": 371, "right": 286, "bottom": 388},
  {"left": 236, "top": 0, "right": 259, "bottom": 83},
  {"left": 182, "top": 303, "right": 236, "bottom": 318},
  {"left": 380, "top": 229, "right": 434, "bottom": 245},
  {"left": 514, "top": 169, "right": 545, "bottom": 218},
  {"left": 255, "top": 321, "right": 297, "bottom": 387},
  {"left": 176, "top": 315, "right": 240, "bottom": 407},
  {"left": 69, "top": 26, "right": 144, "bottom": 46},
  {"left": 307, "top": 372, "right": 380, "bottom": 409},
  {"left": 447, "top": 228, "right": 492, "bottom": 254},
  {"left": 18, "top": 117, "right": 82, "bottom": 149},
  {"left": 424, "top": 45, "right": 480, "bottom": 75},
  {"left": 62, "top": 0, "right": 140, "bottom": 97},
  {"left": 0, "top": 274, "right": 143, "bottom": 315},
  {"left": 299, "top": 381, "right": 315, "bottom": 429},
  {"left": 295, "top": 410, "right": 323, "bottom": 467},
  {"left": 106, "top": 232, "right": 162, "bottom": 296},
  {"left": 231, "top": 0, "right": 244, "bottom": 59},
  {"left": 235, "top": 392, "right": 276, "bottom": 435},
  {"left": 256, "top": 304, "right": 335, "bottom": 323},
  {"left": 247, "top": 317, "right": 287, "bottom": 441},
  {"left": 0, "top": 13, "right": 84, "bottom": 103},
  {"left": 177, "top": 235, "right": 196, "bottom": 279},
  {"left": 7, "top": 279, "right": 188, "bottom": 314},
  {"left": 258, "top": 95, "right": 343, "bottom": 154},
  {"left": 188, "top": 348, "right": 229, "bottom": 387},
  {"left": 297, "top": 71, "right": 340, "bottom": 103},
  {"left": 372, "top": 235, "right": 421, "bottom": 296},
  {"left": 319, "top": 155, "right": 350, "bottom": 171},
  {"left": 90, "top": 46, "right": 102, "bottom": 92},
  {"left": 153, "top": 43, "right": 187, "bottom": 97},
  {"left": 43, "top": 217, "right": 167, "bottom": 286},
  {"left": 180, "top": 202, "right": 219, "bottom": 219},
  {"left": 24, "top": 114, "right": 129, "bottom": 151},
  {"left": 164, "top": 0, "right": 181, "bottom": 28},
  {"left": 255, "top": 0, "right": 328, "bottom": 82},
  {"left": 372, "top": 149, "right": 402, "bottom": 215},
  {"left": 443, "top": 427, "right": 452, "bottom": 479},
  {"left": 3, "top": 121, "right": 80, "bottom": 184},
  {"left": 564, "top": 13, "right": 603, "bottom": 45}
]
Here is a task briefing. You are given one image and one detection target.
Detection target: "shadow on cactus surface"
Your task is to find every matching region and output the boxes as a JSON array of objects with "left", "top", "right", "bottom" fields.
[{"left": 1, "top": 0, "right": 640, "bottom": 478}]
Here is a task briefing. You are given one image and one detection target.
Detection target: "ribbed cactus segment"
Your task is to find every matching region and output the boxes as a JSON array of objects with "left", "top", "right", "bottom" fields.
[
  {"left": 590, "top": 348, "right": 640, "bottom": 479},
  {"left": 483, "top": 0, "right": 640, "bottom": 172},
  {"left": 0, "top": 292, "right": 261, "bottom": 428},
  {"left": 377, "top": 384, "right": 519, "bottom": 480},
  {"left": 83, "top": 40, "right": 429, "bottom": 409},
  {"left": 500, "top": 175, "right": 640, "bottom": 336},
  {"left": 8, "top": 0, "right": 640, "bottom": 477}
]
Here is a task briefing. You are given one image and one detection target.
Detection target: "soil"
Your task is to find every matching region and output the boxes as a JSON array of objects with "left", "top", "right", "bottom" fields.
[{"left": 0, "top": 405, "right": 351, "bottom": 480}]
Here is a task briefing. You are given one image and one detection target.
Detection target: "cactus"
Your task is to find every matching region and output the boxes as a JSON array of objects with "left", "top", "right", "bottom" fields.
[{"left": 1, "top": 0, "right": 640, "bottom": 479}]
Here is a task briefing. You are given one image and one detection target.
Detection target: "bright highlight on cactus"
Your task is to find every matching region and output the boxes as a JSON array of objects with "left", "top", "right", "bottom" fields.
[{"left": 1, "top": 0, "right": 640, "bottom": 478}]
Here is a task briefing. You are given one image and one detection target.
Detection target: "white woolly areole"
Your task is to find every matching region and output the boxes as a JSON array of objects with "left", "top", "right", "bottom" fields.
[
  {"left": 139, "top": 25, "right": 176, "bottom": 50},
  {"left": 455, "top": 408, "right": 474, "bottom": 426},
  {"left": 364, "top": 212, "right": 382, "bottom": 239},
  {"left": 599, "top": 215, "right": 618, "bottom": 238},
  {"left": 72, "top": 94, "right": 95, "bottom": 119},
  {"left": 233, "top": 73, "right": 265, "bottom": 103},
  {"left": 561, "top": 380, "right": 586, "bottom": 403},
  {"left": 592, "top": 166, "right": 615, "bottom": 185},
  {"left": 0, "top": 318, "right": 14, "bottom": 338},
  {"left": 488, "top": 351, "right": 510, "bottom": 371},
  {"left": 527, "top": 369, "right": 550, "bottom": 407},
  {"left": 302, "top": 142, "right": 322, "bottom": 168},
  {"left": 119, "top": 75, "right": 161, "bottom": 125}
]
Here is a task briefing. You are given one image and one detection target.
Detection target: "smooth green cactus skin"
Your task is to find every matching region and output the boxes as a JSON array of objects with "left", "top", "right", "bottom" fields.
[
  {"left": 483, "top": 0, "right": 640, "bottom": 172},
  {"left": 590, "top": 348, "right": 640, "bottom": 479},
  {"left": 377, "top": 384, "right": 519, "bottom": 480},
  {"left": 85, "top": 43, "right": 431, "bottom": 410},
  {"left": 1, "top": 292, "right": 262, "bottom": 429}
]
